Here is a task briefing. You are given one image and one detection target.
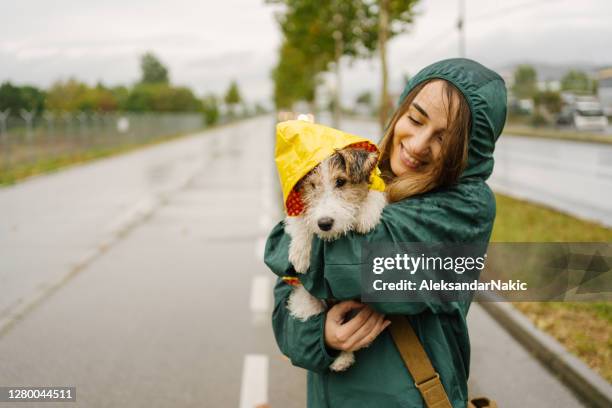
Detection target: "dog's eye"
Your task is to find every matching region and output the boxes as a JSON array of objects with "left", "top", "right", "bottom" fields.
[{"left": 335, "top": 178, "right": 346, "bottom": 188}]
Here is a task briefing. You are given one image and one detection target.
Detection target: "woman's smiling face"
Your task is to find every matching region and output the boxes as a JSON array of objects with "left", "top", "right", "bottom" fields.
[{"left": 390, "top": 80, "right": 459, "bottom": 177}]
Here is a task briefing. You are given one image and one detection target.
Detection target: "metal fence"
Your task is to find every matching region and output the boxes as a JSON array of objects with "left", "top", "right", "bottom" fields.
[{"left": 0, "top": 112, "right": 204, "bottom": 175}]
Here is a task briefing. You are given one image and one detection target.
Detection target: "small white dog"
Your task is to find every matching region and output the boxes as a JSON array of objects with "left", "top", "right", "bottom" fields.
[{"left": 284, "top": 146, "right": 387, "bottom": 371}]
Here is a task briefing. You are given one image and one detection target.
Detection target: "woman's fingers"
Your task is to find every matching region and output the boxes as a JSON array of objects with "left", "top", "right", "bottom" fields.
[
  {"left": 351, "top": 316, "right": 392, "bottom": 352},
  {"left": 328, "top": 300, "right": 364, "bottom": 323},
  {"left": 342, "top": 311, "right": 384, "bottom": 351},
  {"left": 324, "top": 301, "right": 392, "bottom": 352},
  {"left": 335, "top": 305, "right": 374, "bottom": 341}
]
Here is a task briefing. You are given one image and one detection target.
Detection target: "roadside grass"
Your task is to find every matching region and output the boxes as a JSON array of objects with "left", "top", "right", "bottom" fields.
[
  {"left": 0, "top": 132, "right": 186, "bottom": 186},
  {"left": 491, "top": 193, "right": 612, "bottom": 382},
  {"left": 0, "top": 117, "right": 254, "bottom": 186}
]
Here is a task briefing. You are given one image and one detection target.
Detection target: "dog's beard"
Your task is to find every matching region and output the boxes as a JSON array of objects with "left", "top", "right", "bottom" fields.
[{"left": 303, "top": 195, "right": 360, "bottom": 240}]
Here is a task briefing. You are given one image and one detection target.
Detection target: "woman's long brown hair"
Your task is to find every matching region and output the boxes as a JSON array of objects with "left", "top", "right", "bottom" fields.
[{"left": 377, "top": 79, "right": 471, "bottom": 203}]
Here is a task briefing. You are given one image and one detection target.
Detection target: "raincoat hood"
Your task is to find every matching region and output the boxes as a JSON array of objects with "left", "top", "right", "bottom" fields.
[
  {"left": 398, "top": 58, "right": 507, "bottom": 181},
  {"left": 275, "top": 120, "right": 385, "bottom": 216}
]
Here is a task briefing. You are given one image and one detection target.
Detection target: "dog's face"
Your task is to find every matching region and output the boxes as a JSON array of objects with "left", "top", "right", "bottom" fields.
[{"left": 296, "top": 147, "right": 379, "bottom": 240}]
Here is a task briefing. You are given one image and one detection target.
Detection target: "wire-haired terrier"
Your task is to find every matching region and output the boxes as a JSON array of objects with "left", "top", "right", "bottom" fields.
[{"left": 284, "top": 145, "right": 387, "bottom": 371}]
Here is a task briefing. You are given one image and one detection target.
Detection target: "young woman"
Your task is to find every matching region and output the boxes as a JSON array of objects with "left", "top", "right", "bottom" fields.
[{"left": 265, "top": 58, "right": 507, "bottom": 407}]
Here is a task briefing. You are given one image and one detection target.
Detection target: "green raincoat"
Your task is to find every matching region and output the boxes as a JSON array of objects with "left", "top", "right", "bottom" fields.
[{"left": 264, "top": 58, "right": 507, "bottom": 407}]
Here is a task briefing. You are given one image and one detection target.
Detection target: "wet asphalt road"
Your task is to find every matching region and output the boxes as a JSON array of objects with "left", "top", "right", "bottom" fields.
[
  {"left": 489, "top": 134, "right": 612, "bottom": 227},
  {"left": 0, "top": 116, "right": 588, "bottom": 407}
]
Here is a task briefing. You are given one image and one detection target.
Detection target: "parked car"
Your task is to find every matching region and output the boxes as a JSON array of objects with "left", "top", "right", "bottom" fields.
[{"left": 557, "top": 96, "right": 608, "bottom": 131}]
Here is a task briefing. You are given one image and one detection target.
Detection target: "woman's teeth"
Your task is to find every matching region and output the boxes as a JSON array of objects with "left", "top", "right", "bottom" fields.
[{"left": 401, "top": 144, "right": 423, "bottom": 169}]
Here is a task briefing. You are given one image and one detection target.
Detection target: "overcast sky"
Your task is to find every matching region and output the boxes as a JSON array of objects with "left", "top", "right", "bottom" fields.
[{"left": 1, "top": 0, "right": 611, "bottom": 105}]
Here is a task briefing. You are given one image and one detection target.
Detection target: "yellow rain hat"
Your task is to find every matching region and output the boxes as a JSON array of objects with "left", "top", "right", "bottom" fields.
[{"left": 275, "top": 120, "right": 386, "bottom": 216}]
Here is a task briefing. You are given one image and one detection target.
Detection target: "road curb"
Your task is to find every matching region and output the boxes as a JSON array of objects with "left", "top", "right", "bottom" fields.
[{"left": 478, "top": 300, "right": 612, "bottom": 408}]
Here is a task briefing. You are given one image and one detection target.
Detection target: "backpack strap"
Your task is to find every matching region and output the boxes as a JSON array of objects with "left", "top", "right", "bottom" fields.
[{"left": 388, "top": 315, "right": 452, "bottom": 408}]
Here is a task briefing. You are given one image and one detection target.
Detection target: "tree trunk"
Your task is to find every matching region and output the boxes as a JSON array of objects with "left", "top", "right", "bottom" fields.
[
  {"left": 332, "top": 24, "right": 343, "bottom": 129},
  {"left": 379, "top": 0, "right": 390, "bottom": 131}
]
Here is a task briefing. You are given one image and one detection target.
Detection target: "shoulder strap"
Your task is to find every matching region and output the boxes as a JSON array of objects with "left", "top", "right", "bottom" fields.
[{"left": 388, "top": 315, "right": 452, "bottom": 408}]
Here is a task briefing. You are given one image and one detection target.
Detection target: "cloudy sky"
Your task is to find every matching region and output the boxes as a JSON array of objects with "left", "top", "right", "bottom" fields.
[{"left": 1, "top": 0, "right": 611, "bottom": 105}]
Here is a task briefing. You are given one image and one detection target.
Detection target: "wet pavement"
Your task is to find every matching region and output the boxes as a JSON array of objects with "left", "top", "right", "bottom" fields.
[
  {"left": 489, "top": 134, "right": 612, "bottom": 227},
  {"left": 0, "top": 116, "right": 590, "bottom": 407}
]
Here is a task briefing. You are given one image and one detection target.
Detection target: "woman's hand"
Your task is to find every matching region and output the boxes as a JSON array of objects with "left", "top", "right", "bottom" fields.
[{"left": 324, "top": 300, "right": 391, "bottom": 352}]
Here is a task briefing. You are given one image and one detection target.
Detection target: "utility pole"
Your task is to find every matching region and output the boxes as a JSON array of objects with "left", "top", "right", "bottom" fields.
[{"left": 458, "top": 0, "right": 466, "bottom": 58}]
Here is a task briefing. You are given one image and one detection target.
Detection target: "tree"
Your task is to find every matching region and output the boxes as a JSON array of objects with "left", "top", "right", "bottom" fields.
[
  {"left": 356, "top": 91, "right": 373, "bottom": 106},
  {"left": 202, "top": 94, "right": 220, "bottom": 125},
  {"left": 45, "top": 79, "right": 90, "bottom": 112},
  {"left": 0, "top": 82, "right": 45, "bottom": 116},
  {"left": 512, "top": 65, "right": 538, "bottom": 99},
  {"left": 254, "top": 103, "right": 267, "bottom": 115},
  {"left": 224, "top": 81, "right": 242, "bottom": 116},
  {"left": 534, "top": 90, "right": 562, "bottom": 114},
  {"left": 268, "top": 0, "right": 419, "bottom": 128},
  {"left": 124, "top": 84, "right": 201, "bottom": 112},
  {"left": 272, "top": 41, "right": 319, "bottom": 110},
  {"left": 561, "top": 70, "right": 593, "bottom": 94},
  {"left": 375, "top": 0, "right": 419, "bottom": 129},
  {"left": 140, "top": 52, "right": 169, "bottom": 84},
  {"left": 355, "top": 90, "right": 373, "bottom": 115},
  {"left": 269, "top": 0, "right": 375, "bottom": 126},
  {"left": 18, "top": 86, "right": 46, "bottom": 115}
]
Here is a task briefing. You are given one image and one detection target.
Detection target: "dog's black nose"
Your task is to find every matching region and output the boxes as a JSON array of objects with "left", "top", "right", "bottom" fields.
[{"left": 318, "top": 217, "right": 334, "bottom": 231}]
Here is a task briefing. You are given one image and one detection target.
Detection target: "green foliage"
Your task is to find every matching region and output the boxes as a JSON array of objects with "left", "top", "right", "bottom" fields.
[
  {"left": 44, "top": 80, "right": 120, "bottom": 113},
  {"left": 530, "top": 112, "right": 548, "bottom": 127},
  {"left": 267, "top": 0, "right": 419, "bottom": 110},
  {"left": 512, "top": 65, "right": 538, "bottom": 99},
  {"left": 356, "top": 90, "right": 373, "bottom": 106},
  {"left": 124, "top": 84, "right": 202, "bottom": 112},
  {"left": 45, "top": 79, "right": 91, "bottom": 112},
  {"left": 0, "top": 54, "right": 239, "bottom": 116},
  {"left": 0, "top": 82, "right": 45, "bottom": 116},
  {"left": 492, "top": 193, "right": 612, "bottom": 242},
  {"left": 561, "top": 70, "right": 593, "bottom": 93},
  {"left": 224, "top": 80, "right": 241, "bottom": 106},
  {"left": 224, "top": 81, "right": 242, "bottom": 116},
  {"left": 140, "top": 52, "right": 169, "bottom": 84},
  {"left": 534, "top": 90, "right": 562, "bottom": 114},
  {"left": 271, "top": 0, "right": 417, "bottom": 65},
  {"left": 202, "top": 94, "right": 220, "bottom": 125},
  {"left": 272, "top": 41, "right": 319, "bottom": 109},
  {"left": 111, "top": 86, "right": 130, "bottom": 111}
]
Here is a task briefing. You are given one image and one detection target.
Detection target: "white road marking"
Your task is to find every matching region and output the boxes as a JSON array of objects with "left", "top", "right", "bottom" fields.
[
  {"left": 250, "top": 276, "right": 271, "bottom": 313},
  {"left": 250, "top": 275, "right": 272, "bottom": 326},
  {"left": 239, "top": 354, "right": 269, "bottom": 408}
]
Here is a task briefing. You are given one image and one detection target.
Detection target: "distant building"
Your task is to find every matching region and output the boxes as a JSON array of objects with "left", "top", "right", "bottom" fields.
[{"left": 597, "top": 68, "right": 612, "bottom": 116}]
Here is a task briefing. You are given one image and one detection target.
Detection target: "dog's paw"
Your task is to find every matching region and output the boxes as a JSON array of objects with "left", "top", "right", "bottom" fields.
[
  {"left": 289, "top": 249, "right": 310, "bottom": 273},
  {"left": 288, "top": 286, "right": 325, "bottom": 321},
  {"left": 330, "top": 351, "right": 355, "bottom": 372}
]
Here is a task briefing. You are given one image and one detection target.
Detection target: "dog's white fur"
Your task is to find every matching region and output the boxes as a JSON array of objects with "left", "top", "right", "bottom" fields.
[{"left": 284, "top": 148, "right": 387, "bottom": 372}]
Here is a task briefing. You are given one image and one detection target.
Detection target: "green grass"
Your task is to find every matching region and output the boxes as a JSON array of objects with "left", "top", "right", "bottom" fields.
[
  {"left": 492, "top": 194, "right": 612, "bottom": 242},
  {"left": 0, "top": 133, "right": 185, "bottom": 186},
  {"left": 492, "top": 193, "right": 612, "bottom": 381},
  {"left": 0, "top": 118, "right": 252, "bottom": 186}
]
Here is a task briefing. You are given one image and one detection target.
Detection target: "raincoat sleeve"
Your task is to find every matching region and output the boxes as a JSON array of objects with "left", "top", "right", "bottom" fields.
[
  {"left": 271, "top": 276, "right": 340, "bottom": 373},
  {"left": 264, "top": 182, "right": 496, "bottom": 317}
]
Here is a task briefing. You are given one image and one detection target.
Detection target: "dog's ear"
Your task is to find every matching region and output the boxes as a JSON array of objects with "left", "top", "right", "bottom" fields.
[{"left": 336, "top": 147, "right": 379, "bottom": 184}]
